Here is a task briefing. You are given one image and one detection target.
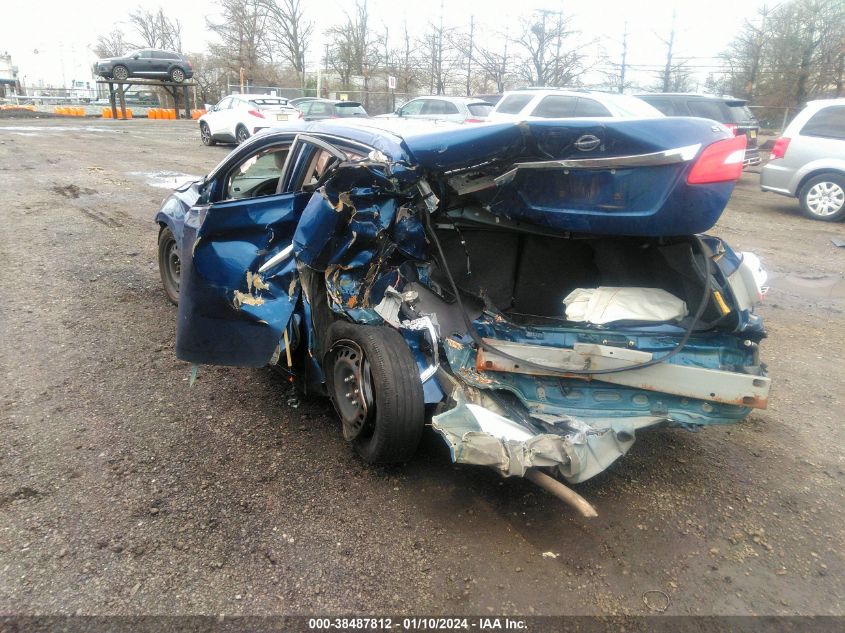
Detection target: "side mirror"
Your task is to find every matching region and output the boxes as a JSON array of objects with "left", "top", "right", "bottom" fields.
[
  {"left": 396, "top": 108, "right": 403, "bottom": 117},
  {"left": 132, "top": 54, "right": 140, "bottom": 60}
]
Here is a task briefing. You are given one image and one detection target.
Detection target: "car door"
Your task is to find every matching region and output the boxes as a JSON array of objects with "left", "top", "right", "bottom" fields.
[
  {"left": 133, "top": 50, "right": 156, "bottom": 77},
  {"left": 207, "top": 97, "right": 232, "bottom": 138},
  {"left": 175, "top": 134, "right": 311, "bottom": 366},
  {"left": 151, "top": 51, "right": 171, "bottom": 74},
  {"left": 397, "top": 99, "right": 425, "bottom": 119}
]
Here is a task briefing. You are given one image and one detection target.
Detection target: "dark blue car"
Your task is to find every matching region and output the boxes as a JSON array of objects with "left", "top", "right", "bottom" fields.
[{"left": 155, "top": 117, "right": 769, "bottom": 508}]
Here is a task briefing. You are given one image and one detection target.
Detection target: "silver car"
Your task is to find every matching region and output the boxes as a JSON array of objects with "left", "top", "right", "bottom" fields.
[
  {"left": 760, "top": 98, "right": 845, "bottom": 221},
  {"left": 380, "top": 96, "right": 494, "bottom": 123}
]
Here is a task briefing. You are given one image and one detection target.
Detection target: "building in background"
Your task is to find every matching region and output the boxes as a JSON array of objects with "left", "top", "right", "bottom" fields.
[{"left": 0, "top": 52, "right": 21, "bottom": 98}]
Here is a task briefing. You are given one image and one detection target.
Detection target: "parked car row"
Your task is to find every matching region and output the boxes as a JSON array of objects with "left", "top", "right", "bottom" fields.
[{"left": 193, "top": 86, "right": 845, "bottom": 224}]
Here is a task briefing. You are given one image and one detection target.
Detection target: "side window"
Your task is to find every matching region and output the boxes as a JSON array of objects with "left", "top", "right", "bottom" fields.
[
  {"left": 422, "top": 99, "right": 445, "bottom": 115},
  {"left": 800, "top": 106, "right": 845, "bottom": 140},
  {"left": 531, "top": 95, "right": 577, "bottom": 118},
  {"left": 496, "top": 94, "right": 533, "bottom": 114},
  {"left": 301, "top": 149, "right": 338, "bottom": 189},
  {"left": 225, "top": 146, "right": 291, "bottom": 201},
  {"left": 441, "top": 101, "right": 460, "bottom": 115},
  {"left": 290, "top": 141, "right": 365, "bottom": 192},
  {"left": 399, "top": 100, "right": 424, "bottom": 116},
  {"left": 641, "top": 98, "right": 674, "bottom": 115},
  {"left": 297, "top": 101, "right": 312, "bottom": 115},
  {"left": 574, "top": 98, "right": 611, "bottom": 117},
  {"left": 139, "top": 50, "right": 154, "bottom": 59},
  {"left": 687, "top": 100, "right": 727, "bottom": 121},
  {"left": 216, "top": 97, "right": 233, "bottom": 110}
]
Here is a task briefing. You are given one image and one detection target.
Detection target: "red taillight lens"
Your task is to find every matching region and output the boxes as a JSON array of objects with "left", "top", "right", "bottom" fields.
[
  {"left": 464, "top": 118, "right": 485, "bottom": 123},
  {"left": 687, "top": 135, "right": 747, "bottom": 184},
  {"left": 769, "top": 137, "right": 791, "bottom": 160},
  {"left": 297, "top": 110, "right": 304, "bottom": 119},
  {"left": 723, "top": 123, "right": 738, "bottom": 135},
  {"left": 248, "top": 109, "right": 265, "bottom": 119}
]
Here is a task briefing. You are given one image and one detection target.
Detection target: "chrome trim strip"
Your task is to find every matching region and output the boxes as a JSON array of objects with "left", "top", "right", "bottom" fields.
[
  {"left": 258, "top": 244, "right": 295, "bottom": 273},
  {"left": 494, "top": 143, "right": 702, "bottom": 185}
]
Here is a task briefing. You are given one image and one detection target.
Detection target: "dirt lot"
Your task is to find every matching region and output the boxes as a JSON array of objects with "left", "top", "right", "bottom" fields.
[{"left": 1, "top": 118, "right": 844, "bottom": 616}]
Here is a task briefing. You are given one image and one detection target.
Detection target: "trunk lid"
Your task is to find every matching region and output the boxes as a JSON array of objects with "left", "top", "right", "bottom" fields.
[{"left": 401, "top": 118, "right": 740, "bottom": 236}]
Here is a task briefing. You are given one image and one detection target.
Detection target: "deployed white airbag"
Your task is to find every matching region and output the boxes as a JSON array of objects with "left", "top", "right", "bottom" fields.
[{"left": 563, "top": 287, "right": 688, "bottom": 325}]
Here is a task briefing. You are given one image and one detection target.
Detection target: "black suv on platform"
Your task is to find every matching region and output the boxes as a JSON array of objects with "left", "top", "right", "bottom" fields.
[
  {"left": 635, "top": 93, "right": 761, "bottom": 166},
  {"left": 94, "top": 49, "right": 193, "bottom": 83}
]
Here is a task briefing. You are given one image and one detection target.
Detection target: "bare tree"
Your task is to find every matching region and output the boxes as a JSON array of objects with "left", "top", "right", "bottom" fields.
[
  {"left": 514, "top": 10, "right": 584, "bottom": 87},
  {"left": 263, "top": 0, "right": 313, "bottom": 85},
  {"left": 127, "top": 6, "right": 183, "bottom": 52},
  {"left": 207, "top": 0, "right": 272, "bottom": 82},
  {"left": 324, "top": 0, "right": 382, "bottom": 98},
  {"left": 415, "top": 5, "right": 456, "bottom": 95},
  {"left": 93, "top": 30, "right": 128, "bottom": 58}
]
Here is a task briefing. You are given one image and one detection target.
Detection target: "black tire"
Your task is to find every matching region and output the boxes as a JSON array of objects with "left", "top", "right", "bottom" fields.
[
  {"left": 799, "top": 173, "right": 845, "bottom": 221},
  {"left": 325, "top": 322, "right": 425, "bottom": 465},
  {"left": 157, "top": 226, "right": 180, "bottom": 305},
  {"left": 170, "top": 67, "right": 185, "bottom": 83},
  {"left": 112, "top": 65, "right": 129, "bottom": 81},
  {"left": 199, "top": 122, "right": 215, "bottom": 146},
  {"left": 235, "top": 125, "right": 250, "bottom": 145}
]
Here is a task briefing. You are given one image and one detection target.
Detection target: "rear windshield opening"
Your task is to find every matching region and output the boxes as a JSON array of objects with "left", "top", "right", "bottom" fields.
[
  {"left": 496, "top": 94, "right": 533, "bottom": 114},
  {"left": 335, "top": 103, "right": 367, "bottom": 117},
  {"left": 468, "top": 103, "right": 493, "bottom": 117},
  {"left": 726, "top": 103, "right": 756, "bottom": 124}
]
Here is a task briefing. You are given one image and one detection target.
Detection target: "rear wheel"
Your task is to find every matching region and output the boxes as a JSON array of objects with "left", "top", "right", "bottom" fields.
[
  {"left": 199, "top": 122, "right": 215, "bottom": 146},
  {"left": 235, "top": 125, "right": 250, "bottom": 144},
  {"left": 158, "top": 226, "right": 180, "bottom": 305},
  {"left": 799, "top": 173, "right": 845, "bottom": 221},
  {"left": 326, "top": 322, "right": 425, "bottom": 465},
  {"left": 112, "top": 65, "right": 129, "bottom": 81},
  {"left": 170, "top": 67, "right": 185, "bottom": 83}
]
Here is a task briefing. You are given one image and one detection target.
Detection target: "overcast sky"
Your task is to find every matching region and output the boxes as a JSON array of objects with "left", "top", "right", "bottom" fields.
[{"left": 6, "top": 0, "right": 767, "bottom": 90}]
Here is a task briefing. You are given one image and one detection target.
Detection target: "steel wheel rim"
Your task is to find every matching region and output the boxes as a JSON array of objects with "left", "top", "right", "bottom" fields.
[
  {"left": 166, "top": 240, "right": 181, "bottom": 288},
  {"left": 806, "top": 182, "right": 845, "bottom": 216},
  {"left": 330, "top": 340, "right": 375, "bottom": 441},
  {"left": 113, "top": 67, "right": 128, "bottom": 81},
  {"left": 172, "top": 69, "right": 184, "bottom": 82}
]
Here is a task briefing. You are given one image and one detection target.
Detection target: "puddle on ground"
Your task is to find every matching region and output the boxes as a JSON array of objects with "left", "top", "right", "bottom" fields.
[
  {"left": 129, "top": 171, "right": 199, "bottom": 190},
  {"left": 766, "top": 272, "right": 845, "bottom": 299}
]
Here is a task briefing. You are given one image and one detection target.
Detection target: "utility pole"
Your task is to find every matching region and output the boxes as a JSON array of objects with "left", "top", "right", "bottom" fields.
[
  {"left": 661, "top": 10, "right": 677, "bottom": 92},
  {"left": 619, "top": 21, "right": 628, "bottom": 93},
  {"left": 466, "top": 16, "right": 474, "bottom": 96}
]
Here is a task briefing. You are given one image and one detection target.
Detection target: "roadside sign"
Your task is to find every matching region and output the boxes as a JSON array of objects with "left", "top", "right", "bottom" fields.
[{"left": 388, "top": 76, "right": 396, "bottom": 90}]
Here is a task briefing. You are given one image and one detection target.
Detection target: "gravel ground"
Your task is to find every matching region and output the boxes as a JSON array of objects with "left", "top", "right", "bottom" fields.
[{"left": 1, "top": 118, "right": 844, "bottom": 616}]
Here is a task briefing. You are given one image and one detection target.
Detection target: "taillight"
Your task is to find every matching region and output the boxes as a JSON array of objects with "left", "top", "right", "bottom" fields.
[
  {"left": 464, "top": 118, "right": 485, "bottom": 123},
  {"left": 297, "top": 110, "right": 304, "bottom": 119},
  {"left": 247, "top": 109, "right": 265, "bottom": 119},
  {"left": 723, "top": 123, "right": 738, "bottom": 135},
  {"left": 687, "top": 135, "right": 747, "bottom": 184},
  {"left": 769, "top": 137, "right": 791, "bottom": 160}
]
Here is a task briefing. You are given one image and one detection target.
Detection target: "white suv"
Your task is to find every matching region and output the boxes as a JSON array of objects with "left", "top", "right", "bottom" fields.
[
  {"left": 760, "top": 99, "right": 845, "bottom": 221},
  {"left": 199, "top": 94, "right": 302, "bottom": 146},
  {"left": 488, "top": 89, "right": 663, "bottom": 121}
]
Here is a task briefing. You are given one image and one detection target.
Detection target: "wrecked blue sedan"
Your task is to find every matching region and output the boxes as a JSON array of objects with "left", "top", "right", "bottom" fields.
[{"left": 156, "top": 117, "right": 769, "bottom": 510}]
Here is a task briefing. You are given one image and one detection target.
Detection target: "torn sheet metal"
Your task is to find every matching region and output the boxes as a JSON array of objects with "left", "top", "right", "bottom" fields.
[{"left": 431, "top": 391, "right": 663, "bottom": 482}]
